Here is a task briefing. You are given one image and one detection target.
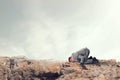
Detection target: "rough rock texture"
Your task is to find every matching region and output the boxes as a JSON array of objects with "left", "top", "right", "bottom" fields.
[
  {"left": 0, "top": 56, "right": 119, "bottom": 80},
  {"left": 58, "top": 60, "right": 120, "bottom": 80}
]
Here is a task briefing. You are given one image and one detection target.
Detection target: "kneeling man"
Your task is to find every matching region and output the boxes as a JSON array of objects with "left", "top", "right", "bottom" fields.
[{"left": 69, "top": 47, "right": 90, "bottom": 65}]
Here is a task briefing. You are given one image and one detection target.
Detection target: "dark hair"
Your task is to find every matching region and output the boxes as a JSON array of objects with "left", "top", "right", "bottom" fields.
[{"left": 68, "top": 57, "right": 72, "bottom": 62}]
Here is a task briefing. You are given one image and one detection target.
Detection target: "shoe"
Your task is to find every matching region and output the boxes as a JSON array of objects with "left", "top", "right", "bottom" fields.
[{"left": 88, "top": 56, "right": 93, "bottom": 59}]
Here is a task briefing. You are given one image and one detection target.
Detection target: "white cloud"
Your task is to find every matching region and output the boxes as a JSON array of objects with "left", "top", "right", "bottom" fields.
[{"left": 0, "top": 0, "right": 120, "bottom": 61}]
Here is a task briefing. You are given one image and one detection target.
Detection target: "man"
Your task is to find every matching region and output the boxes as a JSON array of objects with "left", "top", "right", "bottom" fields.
[
  {"left": 69, "top": 48, "right": 90, "bottom": 63},
  {"left": 68, "top": 48, "right": 90, "bottom": 69}
]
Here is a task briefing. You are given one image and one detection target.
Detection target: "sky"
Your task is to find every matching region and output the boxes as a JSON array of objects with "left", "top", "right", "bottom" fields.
[{"left": 0, "top": 0, "right": 120, "bottom": 61}]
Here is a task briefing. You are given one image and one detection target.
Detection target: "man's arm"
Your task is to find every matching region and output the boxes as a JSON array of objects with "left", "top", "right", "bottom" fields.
[{"left": 77, "top": 55, "right": 85, "bottom": 64}]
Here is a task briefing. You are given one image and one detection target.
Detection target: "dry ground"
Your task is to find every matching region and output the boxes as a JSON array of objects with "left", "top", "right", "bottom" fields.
[{"left": 0, "top": 56, "right": 119, "bottom": 80}]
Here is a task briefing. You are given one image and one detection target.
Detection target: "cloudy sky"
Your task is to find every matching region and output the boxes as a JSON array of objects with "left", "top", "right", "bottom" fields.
[{"left": 0, "top": 0, "right": 120, "bottom": 61}]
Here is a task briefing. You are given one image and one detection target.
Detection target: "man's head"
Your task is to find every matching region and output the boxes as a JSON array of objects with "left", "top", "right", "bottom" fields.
[{"left": 68, "top": 57, "right": 75, "bottom": 62}]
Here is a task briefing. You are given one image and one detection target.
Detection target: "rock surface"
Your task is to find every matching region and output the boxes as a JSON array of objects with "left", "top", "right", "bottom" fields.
[{"left": 0, "top": 56, "right": 119, "bottom": 80}]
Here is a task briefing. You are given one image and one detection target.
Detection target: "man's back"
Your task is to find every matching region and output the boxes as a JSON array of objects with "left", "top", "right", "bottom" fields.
[{"left": 72, "top": 48, "right": 90, "bottom": 62}]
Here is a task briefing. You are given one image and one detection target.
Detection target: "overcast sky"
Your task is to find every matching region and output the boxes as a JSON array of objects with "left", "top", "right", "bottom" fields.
[{"left": 0, "top": 0, "right": 120, "bottom": 61}]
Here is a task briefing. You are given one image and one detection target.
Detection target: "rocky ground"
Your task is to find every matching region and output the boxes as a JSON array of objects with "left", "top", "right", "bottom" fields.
[{"left": 0, "top": 56, "right": 119, "bottom": 80}]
